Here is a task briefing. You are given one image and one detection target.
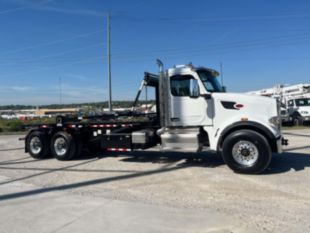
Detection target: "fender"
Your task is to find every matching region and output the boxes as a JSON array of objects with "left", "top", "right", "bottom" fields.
[{"left": 217, "top": 121, "right": 279, "bottom": 152}]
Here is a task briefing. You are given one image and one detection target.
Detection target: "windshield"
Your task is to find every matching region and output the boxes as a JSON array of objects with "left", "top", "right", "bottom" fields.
[
  {"left": 295, "top": 98, "right": 310, "bottom": 106},
  {"left": 197, "top": 70, "right": 223, "bottom": 93}
]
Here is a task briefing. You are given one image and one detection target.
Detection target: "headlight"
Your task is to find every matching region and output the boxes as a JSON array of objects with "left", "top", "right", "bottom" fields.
[
  {"left": 300, "top": 111, "right": 309, "bottom": 115},
  {"left": 269, "top": 116, "right": 281, "bottom": 126}
]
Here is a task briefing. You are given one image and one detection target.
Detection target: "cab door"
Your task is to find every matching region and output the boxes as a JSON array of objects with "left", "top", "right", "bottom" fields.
[{"left": 169, "top": 74, "right": 213, "bottom": 127}]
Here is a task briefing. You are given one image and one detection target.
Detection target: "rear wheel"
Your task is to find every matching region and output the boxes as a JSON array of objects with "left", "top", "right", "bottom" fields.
[
  {"left": 51, "top": 131, "right": 77, "bottom": 160},
  {"left": 26, "top": 131, "right": 49, "bottom": 159},
  {"left": 221, "top": 130, "right": 272, "bottom": 174}
]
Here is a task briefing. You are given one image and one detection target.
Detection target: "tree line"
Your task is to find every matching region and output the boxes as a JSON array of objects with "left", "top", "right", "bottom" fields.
[{"left": 0, "top": 100, "right": 156, "bottom": 110}]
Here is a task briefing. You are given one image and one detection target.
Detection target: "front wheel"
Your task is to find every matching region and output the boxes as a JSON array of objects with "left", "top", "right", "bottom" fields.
[{"left": 221, "top": 130, "right": 272, "bottom": 174}]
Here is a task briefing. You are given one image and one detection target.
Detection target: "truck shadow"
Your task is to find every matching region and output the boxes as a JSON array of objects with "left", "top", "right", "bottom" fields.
[
  {"left": 108, "top": 150, "right": 310, "bottom": 175},
  {"left": 0, "top": 147, "right": 24, "bottom": 152},
  {"left": 117, "top": 151, "right": 224, "bottom": 168},
  {"left": 0, "top": 157, "right": 53, "bottom": 166},
  {"left": 0, "top": 161, "right": 189, "bottom": 202},
  {"left": 264, "top": 152, "right": 310, "bottom": 175}
]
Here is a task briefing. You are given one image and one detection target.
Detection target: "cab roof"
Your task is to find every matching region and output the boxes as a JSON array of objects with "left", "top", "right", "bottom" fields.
[{"left": 168, "top": 64, "right": 219, "bottom": 77}]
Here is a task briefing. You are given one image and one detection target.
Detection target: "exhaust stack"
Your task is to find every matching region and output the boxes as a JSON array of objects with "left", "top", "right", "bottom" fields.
[{"left": 156, "top": 59, "right": 169, "bottom": 128}]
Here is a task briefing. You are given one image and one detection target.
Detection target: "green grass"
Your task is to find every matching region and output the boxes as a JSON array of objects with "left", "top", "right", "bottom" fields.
[{"left": 0, "top": 118, "right": 55, "bottom": 133}]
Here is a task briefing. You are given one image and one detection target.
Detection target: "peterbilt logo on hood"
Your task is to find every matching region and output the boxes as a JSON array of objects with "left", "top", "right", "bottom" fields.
[{"left": 221, "top": 101, "right": 244, "bottom": 110}]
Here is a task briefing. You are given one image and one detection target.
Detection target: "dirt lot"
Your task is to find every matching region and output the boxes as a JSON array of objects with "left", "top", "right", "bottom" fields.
[{"left": 0, "top": 129, "right": 309, "bottom": 233}]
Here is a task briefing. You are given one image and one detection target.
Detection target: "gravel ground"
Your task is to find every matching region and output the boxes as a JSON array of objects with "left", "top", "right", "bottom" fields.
[{"left": 0, "top": 129, "right": 309, "bottom": 233}]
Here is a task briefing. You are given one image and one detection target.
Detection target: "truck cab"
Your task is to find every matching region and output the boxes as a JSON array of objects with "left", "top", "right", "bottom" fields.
[
  {"left": 287, "top": 97, "right": 310, "bottom": 125},
  {"left": 167, "top": 65, "right": 219, "bottom": 127},
  {"left": 156, "top": 61, "right": 283, "bottom": 173}
]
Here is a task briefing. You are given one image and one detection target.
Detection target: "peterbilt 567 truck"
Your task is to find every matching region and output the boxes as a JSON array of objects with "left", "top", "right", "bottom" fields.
[{"left": 24, "top": 60, "right": 287, "bottom": 174}]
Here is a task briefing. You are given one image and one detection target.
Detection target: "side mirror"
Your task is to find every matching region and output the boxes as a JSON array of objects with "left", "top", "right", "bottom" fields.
[
  {"left": 222, "top": 86, "right": 227, "bottom": 92},
  {"left": 189, "top": 79, "right": 200, "bottom": 98}
]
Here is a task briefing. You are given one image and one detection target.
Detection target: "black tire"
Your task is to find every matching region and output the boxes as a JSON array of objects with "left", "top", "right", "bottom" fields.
[
  {"left": 293, "top": 117, "right": 303, "bottom": 126},
  {"left": 75, "top": 139, "right": 83, "bottom": 158},
  {"left": 50, "top": 131, "right": 77, "bottom": 160},
  {"left": 26, "top": 131, "right": 49, "bottom": 159},
  {"left": 221, "top": 130, "right": 272, "bottom": 174}
]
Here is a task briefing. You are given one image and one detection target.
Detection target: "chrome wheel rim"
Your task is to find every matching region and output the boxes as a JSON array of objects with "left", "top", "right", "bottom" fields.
[
  {"left": 54, "top": 137, "right": 67, "bottom": 156},
  {"left": 30, "top": 136, "right": 42, "bottom": 155},
  {"left": 232, "top": 140, "right": 259, "bottom": 166}
]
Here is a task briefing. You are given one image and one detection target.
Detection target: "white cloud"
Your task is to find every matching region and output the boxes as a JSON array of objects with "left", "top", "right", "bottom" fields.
[
  {"left": 62, "top": 73, "right": 88, "bottom": 81},
  {"left": 11, "top": 86, "right": 32, "bottom": 91}
]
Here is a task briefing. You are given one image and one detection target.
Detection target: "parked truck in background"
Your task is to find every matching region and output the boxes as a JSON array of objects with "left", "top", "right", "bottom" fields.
[
  {"left": 248, "top": 84, "right": 310, "bottom": 126},
  {"left": 286, "top": 94, "right": 310, "bottom": 125},
  {"left": 23, "top": 60, "right": 286, "bottom": 174}
]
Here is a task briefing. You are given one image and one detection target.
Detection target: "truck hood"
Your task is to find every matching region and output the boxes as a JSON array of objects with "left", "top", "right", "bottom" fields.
[{"left": 212, "top": 92, "right": 278, "bottom": 121}]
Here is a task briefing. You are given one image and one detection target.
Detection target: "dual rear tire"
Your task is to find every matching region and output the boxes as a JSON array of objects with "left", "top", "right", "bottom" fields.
[
  {"left": 27, "top": 131, "right": 82, "bottom": 160},
  {"left": 51, "top": 131, "right": 82, "bottom": 160},
  {"left": 26, "top": 131, "right": 49, "bottom": 159}
]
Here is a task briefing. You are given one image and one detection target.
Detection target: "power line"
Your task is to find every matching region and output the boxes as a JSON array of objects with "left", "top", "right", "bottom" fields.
[
  {"left": 0, "top": 42, "right": 106, "bottom": 67},
  {"left": 0, "top": 6, "right": 29, "bottom": 15},
  {"left": 109, "top": 33, "right": 310, "bottom": 59},
  {"left": 0, "top": 28, "right": 105, "bottom": 56},
  {"left": 112, "top": 0, "right": 149, "bottom": 15},
  {"left": 116, "top": 13, "right": 310, "bottom": 24},
  {"left": 0, "top": 0, "right": 52, "bottom": 16},
  {"left": 2, "top": 30, "right": 310, "bottom": 79}
]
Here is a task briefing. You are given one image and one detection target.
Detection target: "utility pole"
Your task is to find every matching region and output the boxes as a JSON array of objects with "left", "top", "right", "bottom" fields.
[
  {"left": 59, "top": 76, "right": 62, "bottom": 105},
  {"left": 107, "top": 12, "right": 112, "bottom": 112}
]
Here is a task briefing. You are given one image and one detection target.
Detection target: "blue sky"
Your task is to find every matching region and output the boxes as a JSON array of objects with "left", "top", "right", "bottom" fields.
[{"left": 0, "top": 0, "right": 309, "bottom": 105}]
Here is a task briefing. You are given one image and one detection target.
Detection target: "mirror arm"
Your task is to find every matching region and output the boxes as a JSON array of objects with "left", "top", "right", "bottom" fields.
[{"left": 200, "top": 93, "right": 212, "bottom": 99}]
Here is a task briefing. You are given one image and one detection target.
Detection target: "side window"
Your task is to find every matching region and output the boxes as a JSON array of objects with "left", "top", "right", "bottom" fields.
[
  {"left": 288, "top": 100, "right": 294, "bottom": 107},
  {"left": 170, "top": 75, "right": 194, "bottom": 97}
]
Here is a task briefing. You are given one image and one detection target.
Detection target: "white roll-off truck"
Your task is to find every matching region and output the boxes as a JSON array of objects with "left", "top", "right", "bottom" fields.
[{"left": 24, "top": 60, "right": 287, "bottom": 174}]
